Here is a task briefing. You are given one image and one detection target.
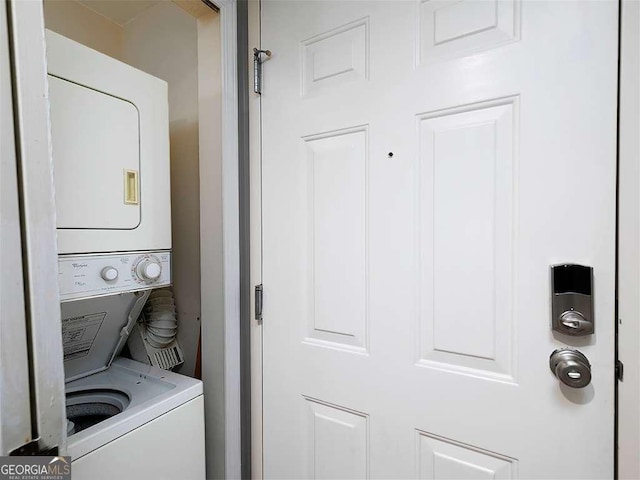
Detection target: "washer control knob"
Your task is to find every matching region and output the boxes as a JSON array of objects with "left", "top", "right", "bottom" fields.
[
  {"left": 101, "top": 266, "right": 119, "bottom": 282},
  {"left": 137, "top": 260, "right": 162, "bottom": 281}
]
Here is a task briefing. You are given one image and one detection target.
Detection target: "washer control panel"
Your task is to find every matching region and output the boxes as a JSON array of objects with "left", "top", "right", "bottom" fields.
[{"left": 58, "top": 250, "right": 171, "bottom": 302}]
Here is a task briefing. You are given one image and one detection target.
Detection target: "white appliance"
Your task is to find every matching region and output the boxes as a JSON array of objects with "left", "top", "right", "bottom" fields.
[
  {"left": 42, "top": 31, "right": 205, "bottom": 478},
  {"left": 46, "top": 29, "right": 171, "bottom": 255},
  {"left": 1, "top": 4, "right": 208, "bottom": 470},
  {"left": 57, "top": 253, "right": 204, "bottom": 479},
  {"left": 67, "top": 359, "right": 204, "bottom": 479},
  {"left": 47, "top": 29, "right": 172, "bottom": 301},
  {"left": 57, "top": 251, "right": 172, "bottom": 302}
]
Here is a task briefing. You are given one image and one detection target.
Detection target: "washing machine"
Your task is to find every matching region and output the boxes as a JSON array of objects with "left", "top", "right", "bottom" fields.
[
  {"left": 66, "top": 359, "right": 204, "bottom": 480},
  {"left": 60, "top": 263, "right": 205, "bottom": 479}
]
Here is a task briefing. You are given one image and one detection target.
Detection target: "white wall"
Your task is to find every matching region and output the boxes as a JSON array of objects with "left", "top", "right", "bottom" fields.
[
  {"left": 43, "top": 0, "right": 123, "bottom": 60},
  {"left": 122, "top": 1, "right": 203, "bottom": 379},
  {"left": 125, "top": 6, "right": 227, "bottom": 477},
  {"left": 197, "top": 10, "right": 225, "bottom": 479},
  {"left": 618, "top": 0, "right": 640, "bottom": 477}
]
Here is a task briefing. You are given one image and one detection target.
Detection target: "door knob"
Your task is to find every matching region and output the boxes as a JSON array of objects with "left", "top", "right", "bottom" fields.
[{"left": 549, "top": 348, "right": 591, "bottom": 388}]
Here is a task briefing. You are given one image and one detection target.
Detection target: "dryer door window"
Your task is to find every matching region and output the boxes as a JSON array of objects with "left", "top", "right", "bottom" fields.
[{"left": 49, "top": 75, "right": 141, "bottom": 230}]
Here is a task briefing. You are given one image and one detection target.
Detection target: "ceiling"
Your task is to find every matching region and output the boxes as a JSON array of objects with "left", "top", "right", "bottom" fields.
[{"left": 77, "top": 0, "right": 162, "bottom": 26}]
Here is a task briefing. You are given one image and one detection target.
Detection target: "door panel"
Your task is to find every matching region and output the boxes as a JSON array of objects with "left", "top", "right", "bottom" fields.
[
  {"left": 304, "top": 127, "right": 369, "bottom": 351},
  {"left": 417, "top": 431, "right": 517, "bottom": 480},
  {"left": 304, "top": 398, "right": 369, "bottom": 479},
  {"left": 301, "top": 18, "right": 369, "bottom": 96},
  {"left": 418, "top": 0, "right": 520, "bottom": 63},
  {"left": 262, "top": 1, "right": 618, "bottom": 478},
  {"left": 418, "top": 98, "right": 516, "bottom": 380}
]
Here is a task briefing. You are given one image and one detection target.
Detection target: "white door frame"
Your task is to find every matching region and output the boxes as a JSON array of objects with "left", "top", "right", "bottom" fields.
[
  {"left": 247, "top": 1, "right": 263, "bottom": 478},
  {"left": 5, "top": 0, "right": 67, "bottom": 455},
  {"left": 617, "top": 0, "right": 639, "bottom": 477},
  {"left": 198, "top": 0, "right": 242, "bottom": 478},
  {"left": 248, "top": 1, "right": 635, "bottom": 478},
  {"left": 1, "top": 0, "right": 38, "bottom": 455}
]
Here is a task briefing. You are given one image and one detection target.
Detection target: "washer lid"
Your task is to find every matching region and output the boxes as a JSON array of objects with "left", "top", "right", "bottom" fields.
[{"left": 61, "top": 290, "right": 149, "bottom": 382}]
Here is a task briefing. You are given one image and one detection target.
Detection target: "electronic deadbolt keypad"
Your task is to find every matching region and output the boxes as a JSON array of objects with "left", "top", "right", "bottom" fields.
[{"left": 551, "top": 264, "right": 594, "bottom": 336}]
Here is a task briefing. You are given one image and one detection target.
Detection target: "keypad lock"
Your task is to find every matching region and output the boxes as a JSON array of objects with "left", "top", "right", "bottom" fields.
[
  {"left": 551, "top": 264, "right": 594, "bottom": 336},
  {"left": 549, "top": 349, "right": 592, "bottom": 388}
]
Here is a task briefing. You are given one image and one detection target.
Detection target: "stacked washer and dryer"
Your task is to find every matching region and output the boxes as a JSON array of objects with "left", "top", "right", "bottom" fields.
[{"left": 47, "top": 30, "right": 205, "bottom": 479}]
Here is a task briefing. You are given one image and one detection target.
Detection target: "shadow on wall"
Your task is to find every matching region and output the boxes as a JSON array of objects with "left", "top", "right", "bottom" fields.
[{"left": 169, "top": 118, "right": 202, "bottom": 378}]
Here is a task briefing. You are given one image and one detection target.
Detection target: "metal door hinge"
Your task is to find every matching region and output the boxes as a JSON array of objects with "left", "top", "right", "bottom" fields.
[
  {"left": 616, "top": 359, "right": 624, "bottom": 381},
  {"left": 255, "top": 284, "right": 263, "bottom": 321},
  {"left": 253, "top": 48, "right": 271, "bottom": 95}
]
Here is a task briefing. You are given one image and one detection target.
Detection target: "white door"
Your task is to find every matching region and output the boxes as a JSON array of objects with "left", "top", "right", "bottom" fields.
[{"left": 261, "top": 1, "right": 618, "bottom": 478}]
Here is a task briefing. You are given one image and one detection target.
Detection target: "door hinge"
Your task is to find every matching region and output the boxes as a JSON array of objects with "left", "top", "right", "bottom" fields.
[
  {"left": 253, "top": 48, "right": 271, "bottom": 95},
  {"left": 255, "top": 284, "right": 263, "bottom": 321},
  {"left": 616, "top": 359, "right": 624, "bottom": 381}
]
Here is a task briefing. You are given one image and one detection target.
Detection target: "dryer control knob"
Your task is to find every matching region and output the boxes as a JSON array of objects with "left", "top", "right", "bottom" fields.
[
  {"left": 138, "top": 260, "right": 162, "bottom": 281},
  {"left": 101, "top": 266, "right": 119, "bottom": 282}
]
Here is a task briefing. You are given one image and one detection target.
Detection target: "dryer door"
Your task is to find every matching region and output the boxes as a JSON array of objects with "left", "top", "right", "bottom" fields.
[{"left": 49, "top": 75, "right": 141, "bottom": 230}]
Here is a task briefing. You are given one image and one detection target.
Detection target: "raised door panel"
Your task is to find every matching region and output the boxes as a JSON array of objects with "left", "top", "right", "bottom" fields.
[
  {"left": 304, "top": 397, "right": 369, "bottom": 480},
  {"left": 303, "top": 127, "right": 369, "bottom": 352},
  {"left": 417, "top": 431, "right": 517, "bottom": 479},
  {"left": 301, "top": 18, "right": 369, "bottom": 97},
  {"left": 417, "top": 98, "right": 517, "bottom": 383},
  {"left": 417, "top": 0, "right": 520, "bottom": 64}
]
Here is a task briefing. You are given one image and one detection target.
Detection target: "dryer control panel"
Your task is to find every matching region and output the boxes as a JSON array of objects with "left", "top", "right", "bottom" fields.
[{"left": 58, "top": 251, "right": 171, "bottom": 302}]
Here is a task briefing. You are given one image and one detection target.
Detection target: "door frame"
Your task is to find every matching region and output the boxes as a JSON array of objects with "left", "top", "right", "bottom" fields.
[
  {"left": 1, "top": 0, "right": 41, "bottom": 455},
  {"left": 5, "top": 0, "right": 67, "bottom": 455},
  {"left": 196, "top": 0, "right": 243, "bottom": 478},
  {"left": 248, "top": 1, "right": 634, "bottom": 478},
  {"left": 247, "top": 0, "right": 263, "bottom": 478},
  {"left": 617, "top": 0, "right": 639, "bottom": 477}
]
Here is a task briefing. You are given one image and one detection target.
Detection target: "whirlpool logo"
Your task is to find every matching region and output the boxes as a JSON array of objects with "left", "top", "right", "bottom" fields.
[{"left": 0, "top": 456, "right": 71, "bottom": 480}]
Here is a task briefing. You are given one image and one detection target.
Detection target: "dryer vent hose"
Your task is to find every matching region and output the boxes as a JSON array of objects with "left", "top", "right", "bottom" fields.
[{"left": 141, "top": 287, "right": 178, "bottom": 348}]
